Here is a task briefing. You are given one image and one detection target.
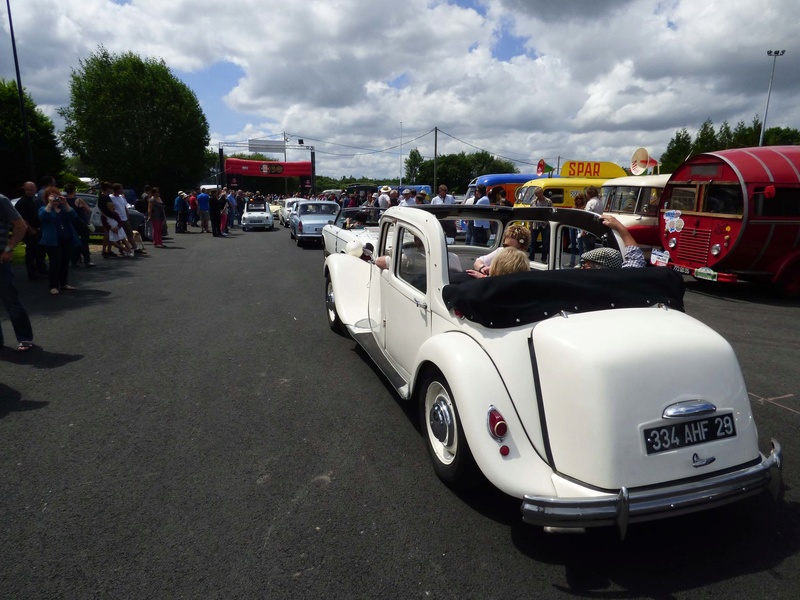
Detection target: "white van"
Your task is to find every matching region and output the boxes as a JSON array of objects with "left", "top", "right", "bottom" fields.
[{"left": 601, "top": 174, "right": 670, "bottom": 255}]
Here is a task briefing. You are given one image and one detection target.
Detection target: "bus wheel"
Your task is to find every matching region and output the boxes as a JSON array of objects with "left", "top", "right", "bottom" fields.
[{"left": 775, "top": 263, "right": 800, "bottom": 299}]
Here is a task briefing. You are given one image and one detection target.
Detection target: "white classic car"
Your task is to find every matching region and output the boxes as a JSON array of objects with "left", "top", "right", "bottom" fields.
[
  {"left": 322, "top": 206, "right": 383, "bottom": 257},
  {"left": 322, "top": 205, "right": 782, "bottom": 537},
  {"left": 240, "top": 199, "right": 274, "bottom": 231}
]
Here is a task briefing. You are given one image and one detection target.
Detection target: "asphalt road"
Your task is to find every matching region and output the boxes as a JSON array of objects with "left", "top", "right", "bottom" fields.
[{"left": 1, "top": 225, "right": 799, "bottom": 599}]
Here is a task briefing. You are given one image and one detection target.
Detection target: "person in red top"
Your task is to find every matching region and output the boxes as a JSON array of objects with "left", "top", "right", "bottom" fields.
[{"left": 188, "top": 191, "right": 198, "bottom": 227}]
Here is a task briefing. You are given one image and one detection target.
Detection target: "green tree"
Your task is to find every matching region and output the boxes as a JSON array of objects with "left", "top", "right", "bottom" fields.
[
  {"left": 717, "top": 121, "right": 734, "bottom": 149},
  {"left": 416, "top": 150, "right": 518, "bottom": 192},
  {"left": 404, "top": 148, "right": 424, "bottom": 183},
  {"left": 0, "top": 79, "right": 64, "bottom": 196},
  {"left": 59, "top": 46, "right": 209, "bottom": 199},
  {"left": 692, "top": 119, "right": 718, "bottom": 155},
  {"left": 764, "top": 127, "right": 800, "bottom": 145},
  {"left": 659, "top": 127, "right": 693, "bottom": 173}
]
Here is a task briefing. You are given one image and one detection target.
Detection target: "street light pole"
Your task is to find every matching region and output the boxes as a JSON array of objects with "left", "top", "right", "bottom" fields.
[
  {"left": 5, "top": 0, "right": 36, "bottom": 182},
  {"left": 759, "top": 49, "right": 786, "bottom": 147}
]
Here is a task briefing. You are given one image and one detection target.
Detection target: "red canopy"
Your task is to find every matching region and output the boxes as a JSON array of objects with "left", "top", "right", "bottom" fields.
[{"left": 225, "top": 158, "right": 312, "bottom": 178}]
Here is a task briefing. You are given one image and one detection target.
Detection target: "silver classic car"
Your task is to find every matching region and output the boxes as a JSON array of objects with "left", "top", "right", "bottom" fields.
[
  {"left": 323, "top": 205, "right": 782, "bottom": 538},
  {"left": 290, "top": 200, "right": 339, "bottom": 247}
]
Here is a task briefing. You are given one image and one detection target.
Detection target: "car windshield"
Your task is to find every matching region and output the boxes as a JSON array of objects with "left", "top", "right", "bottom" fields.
[{"left": 335, "top": 207, "right": 382, "bottom": 227}]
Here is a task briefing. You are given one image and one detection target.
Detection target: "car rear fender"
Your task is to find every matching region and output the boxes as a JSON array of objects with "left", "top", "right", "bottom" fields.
[
  {"left": 324, "top": 254, "right": 372, "bottom": 329},
  {"left": 413, "top": 332, "right": 556, "bottom": 499}
]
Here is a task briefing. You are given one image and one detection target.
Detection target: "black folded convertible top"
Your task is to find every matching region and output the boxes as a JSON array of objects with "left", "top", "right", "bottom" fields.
[{"left": 442, "top": 268, "right": 685, "bottom": 328}]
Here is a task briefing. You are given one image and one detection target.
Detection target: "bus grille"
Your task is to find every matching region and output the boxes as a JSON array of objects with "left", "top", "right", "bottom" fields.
[{"left": 676, "top": 228, "right": 711, "bottom": 264}]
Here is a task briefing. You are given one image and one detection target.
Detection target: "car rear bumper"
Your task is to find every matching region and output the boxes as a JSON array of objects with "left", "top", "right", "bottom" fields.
[{"left": 521, "top": 439, "right": 782, "bottom": 538}]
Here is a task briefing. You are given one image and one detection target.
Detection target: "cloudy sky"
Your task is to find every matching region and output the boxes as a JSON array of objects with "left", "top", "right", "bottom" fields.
[{"left": 1, "top": 0, "right": 798, "bottom": 181}]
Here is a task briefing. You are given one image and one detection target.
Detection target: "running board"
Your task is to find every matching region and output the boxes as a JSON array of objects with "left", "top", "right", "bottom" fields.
[{"left": 350, "top": 330, "right": 411, "bottom": 399}]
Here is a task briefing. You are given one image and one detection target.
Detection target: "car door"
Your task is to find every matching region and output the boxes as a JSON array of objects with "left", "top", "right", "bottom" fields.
[{"left": 380, "top": 225, "right": 431, "bottom": 380}]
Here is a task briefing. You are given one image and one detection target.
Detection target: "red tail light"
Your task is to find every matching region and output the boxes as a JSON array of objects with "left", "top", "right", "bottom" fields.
[
  {"left": 487, "top": 407, "right": 508, "bottom": 439},
  {"left": 298, "top": 222, "right": 303, "bottom": 233}
]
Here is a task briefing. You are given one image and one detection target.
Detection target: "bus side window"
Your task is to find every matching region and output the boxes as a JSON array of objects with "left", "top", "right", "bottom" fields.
[{"left": 758, "top": 187, "right": 800, "bottom": 217}]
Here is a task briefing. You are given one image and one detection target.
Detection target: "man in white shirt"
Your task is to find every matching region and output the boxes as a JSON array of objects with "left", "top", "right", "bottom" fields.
[
  {"left": 378, "top": 186, "right": 392, "bottom": 209},
  {"left": 111, "top": 183, "right": 136, "bottom": 250},
  {"left": 398, "top": 189, "right": 413, "bottom": 206},
  {"left": 431, "top": 184, "right": 455, "bottom": 205},
  {"left": 431, "top": 184, "right": 457, "bottom": 239}
]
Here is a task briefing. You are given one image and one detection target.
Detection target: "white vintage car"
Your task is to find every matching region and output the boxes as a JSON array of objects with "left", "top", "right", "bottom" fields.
[
  {"left": 322, "top": 205, "right": 782, "bottom": 537},
  {"left": 322, "top": 206, "right": 383, "bottom": 257},
  {"left": 240, "top": 199, "right": 274, "bottom": 231}
]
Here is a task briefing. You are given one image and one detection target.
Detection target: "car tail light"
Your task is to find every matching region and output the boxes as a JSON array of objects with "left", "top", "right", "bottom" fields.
[
  {"left": 487, "top": 406, "right": 508, "bottom": 439},
  {"left": 298, "top": 222, "right": 303, "bottom": 233}
]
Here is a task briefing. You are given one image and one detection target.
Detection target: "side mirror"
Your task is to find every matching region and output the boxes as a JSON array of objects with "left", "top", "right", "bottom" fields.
[
  {"left": 328, "top": 220, "right": 334, "bottom": 225},
  {"left": 764, "top": 185, "right": 776, "bottom": 199}
]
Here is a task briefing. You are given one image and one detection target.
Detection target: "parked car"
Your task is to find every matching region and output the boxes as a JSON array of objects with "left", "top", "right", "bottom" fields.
[
  {"left": 241, "top": 199, "right": 274, "bottom": 231},
  {"left": 322, "top": 205, "right": 782, "bottom": 537},
  {"left": 279, "top": 199, "right": 299, "bottom": 227},
  {"left": 322, "top": 206, "right": 383, "bottom": 257},
  {"left": 290, "top": 200, "right": 339, "bottom": 247}
]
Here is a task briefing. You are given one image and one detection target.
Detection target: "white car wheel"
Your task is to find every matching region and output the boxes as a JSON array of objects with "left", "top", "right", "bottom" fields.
[{"left": 419, "top": 370, "right": 479, "bottom": 490}]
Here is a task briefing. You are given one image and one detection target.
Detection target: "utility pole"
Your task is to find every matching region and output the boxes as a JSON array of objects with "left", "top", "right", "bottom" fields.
[
  {"left": 399, "top": 121, "right": 403, "bottom": 188},
  {"left": 433, "top": 127, "right": 438, "bottom": 191}
]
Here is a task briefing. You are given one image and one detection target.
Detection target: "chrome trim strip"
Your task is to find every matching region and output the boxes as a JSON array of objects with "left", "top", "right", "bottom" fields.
[
  {"left": 521, "top": 440, "right": 781, "bottom": 539},
  {"left": 662, "top": 399, "right": 717, "bottom": 419}
]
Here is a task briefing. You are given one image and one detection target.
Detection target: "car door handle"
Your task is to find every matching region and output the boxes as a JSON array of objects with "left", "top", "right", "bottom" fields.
[{"left": 414, "top": 299, "right": 428, "bottom": 310}]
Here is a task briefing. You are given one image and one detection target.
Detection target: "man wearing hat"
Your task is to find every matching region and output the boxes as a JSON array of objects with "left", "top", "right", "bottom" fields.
[
  {"left": 174, "top": 191, "right": 189, "bottom": 233},
  {"left": 579, "top": 215, "right": 645, "bottom": 269},
  {"left": 378, "top": 185, "right": 392, "bottom": 210},
  {"left": 399, "top": 189, "right": 413, "bottom": 206}
]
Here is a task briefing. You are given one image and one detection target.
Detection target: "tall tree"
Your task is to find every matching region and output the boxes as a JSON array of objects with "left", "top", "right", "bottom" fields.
[
  {"left": 717, "top": 121, "right": 734, "bottom": 149},
  {"left": 59, "top": 46, "right": 209, "bottom": 198},
  {"left": 0, "top": 79, "right": 64, "bottom": 196},
  {"left": 730, "top": 117, "right": 762, "bottom": 148},
  {"left": 659, "top": 127, "right": 693, "bottom": 173},
  {"left": 404, "top": 148, "right": 424, "bottom": 184},
  {"left": 692, "top": 118, "right": 718, "bottom": 155}
]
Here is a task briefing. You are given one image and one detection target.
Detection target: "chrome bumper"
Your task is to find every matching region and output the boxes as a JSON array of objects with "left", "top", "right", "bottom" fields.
[{"left": 521, "top": 440, "right": 782, "bottom": 539}]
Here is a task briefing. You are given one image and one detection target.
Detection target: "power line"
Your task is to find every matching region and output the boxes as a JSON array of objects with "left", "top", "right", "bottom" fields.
[{"left": 285, "top": 129, "right": 433, "bottom": 157}]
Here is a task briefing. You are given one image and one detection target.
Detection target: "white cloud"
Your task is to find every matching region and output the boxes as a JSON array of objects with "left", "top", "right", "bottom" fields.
[{"left": 2, "top": 0, "right": 799, "bottom": 180}]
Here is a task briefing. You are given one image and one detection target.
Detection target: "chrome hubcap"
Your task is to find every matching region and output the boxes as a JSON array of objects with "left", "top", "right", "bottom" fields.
[
  {"left": 326, "top": 283, "right": 336, "bottom": 319},
  {"left": 429, "top": 396, "right": 454, "bottom": 445}
]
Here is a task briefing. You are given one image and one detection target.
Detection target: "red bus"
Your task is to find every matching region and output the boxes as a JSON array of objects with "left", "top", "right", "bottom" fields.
[{"left": 657, "top": 146, "right": 800, "bottom": 296}]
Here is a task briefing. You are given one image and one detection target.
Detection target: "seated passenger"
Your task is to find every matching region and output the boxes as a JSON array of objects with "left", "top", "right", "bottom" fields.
[
  {"left": 467, "top": 247, "right": 530, "bottom": 278},
  {"left": 596, "top": 214, "right": 646, "bottom": 268},
  {"left": 472, "top": 224, "right": 532, "bottom": 276}
]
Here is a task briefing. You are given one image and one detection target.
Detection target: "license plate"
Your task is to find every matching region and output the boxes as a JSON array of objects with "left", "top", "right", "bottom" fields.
[
  {"left": 644, "top": 413, "right": 736, "bottom": 455},
  {"left": 673, "top": 265, "right": 692, "bottom": 275}
]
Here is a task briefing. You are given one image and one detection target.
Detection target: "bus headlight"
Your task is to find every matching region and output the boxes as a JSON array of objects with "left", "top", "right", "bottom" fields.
[
  {"left": 668, "top": 238, "right": 677, "bottom": 249},
  {"left": 710, "top": 244, "right": 721, "bottom": 256}
]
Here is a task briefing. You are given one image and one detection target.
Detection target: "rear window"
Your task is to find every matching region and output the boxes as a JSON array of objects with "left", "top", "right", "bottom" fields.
[{"left": 247, "top": 203, "right": 266, "bottom": 211}]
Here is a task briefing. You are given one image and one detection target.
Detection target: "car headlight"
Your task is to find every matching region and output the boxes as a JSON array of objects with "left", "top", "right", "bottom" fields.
[
  {"left": 710, "top": 243, "right": 721, "bottom": 256},
  {"left": 668, "top": 237, "right": 677, "bottom": 248}
]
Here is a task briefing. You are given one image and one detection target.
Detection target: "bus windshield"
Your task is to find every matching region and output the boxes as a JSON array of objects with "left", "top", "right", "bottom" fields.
[{"left": 665, "top": 184, "right": 743, "bottom": 215}]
